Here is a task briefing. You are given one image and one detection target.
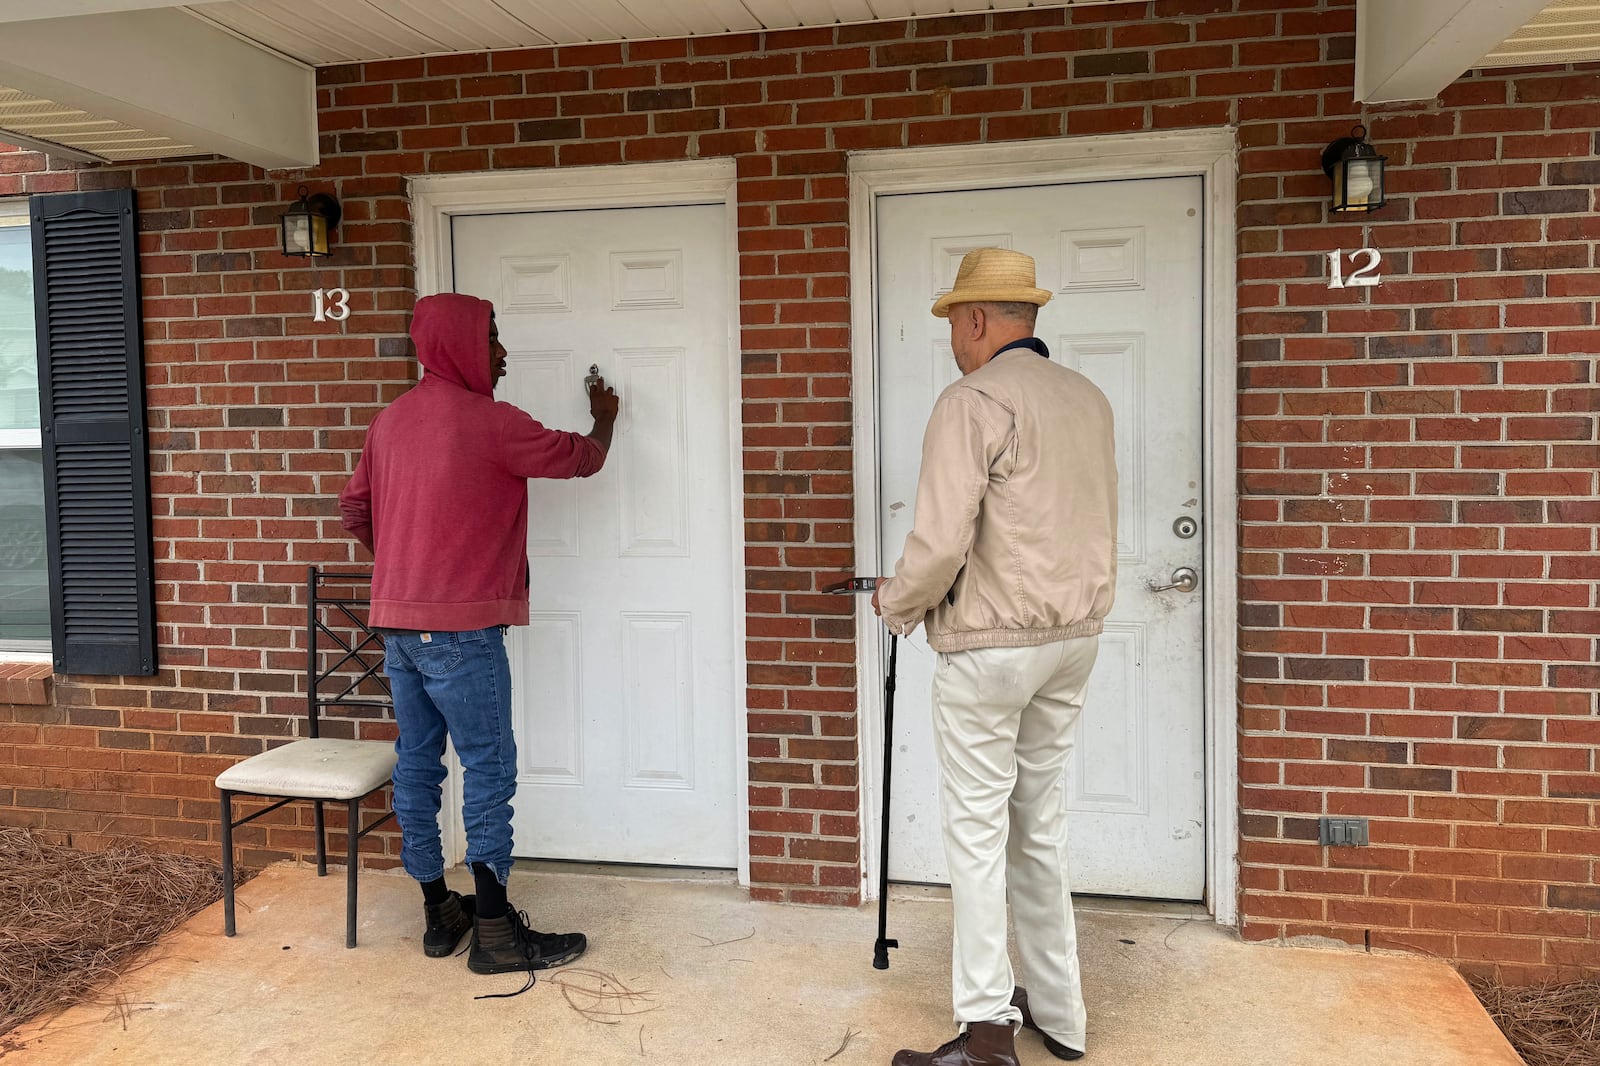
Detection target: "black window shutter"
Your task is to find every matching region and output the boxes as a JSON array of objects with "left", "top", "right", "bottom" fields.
[{"left": 30, "top": 187, "right": 156, "bottom": 676}]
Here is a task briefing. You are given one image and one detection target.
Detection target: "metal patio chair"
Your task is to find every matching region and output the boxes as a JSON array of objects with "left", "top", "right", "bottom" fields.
[{"left": 215, "top": 567, "right": 397, "bottom": 948}]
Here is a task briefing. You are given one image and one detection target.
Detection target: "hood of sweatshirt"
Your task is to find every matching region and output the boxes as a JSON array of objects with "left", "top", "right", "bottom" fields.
[{"left": 411, "top": 292, "right": 493, "bottom": 397}]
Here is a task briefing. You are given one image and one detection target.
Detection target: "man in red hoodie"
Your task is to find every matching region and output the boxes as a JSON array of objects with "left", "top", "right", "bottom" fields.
[{"left": 340, "top": 292, "right": 617, "bottom": 980}]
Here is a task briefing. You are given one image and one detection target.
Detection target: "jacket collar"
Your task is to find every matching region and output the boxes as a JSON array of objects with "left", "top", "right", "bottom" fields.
[{"left": 992, "top": 336, "right": 1050, "bottom": 360}]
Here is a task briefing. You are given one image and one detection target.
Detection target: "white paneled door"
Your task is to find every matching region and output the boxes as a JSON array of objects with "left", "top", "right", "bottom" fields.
[
  {"left": 452, "top": 204, "right": 737, "bottom": 867},
  {"left": 876, "top": 178, "right": 1207, "bottom": 899}
]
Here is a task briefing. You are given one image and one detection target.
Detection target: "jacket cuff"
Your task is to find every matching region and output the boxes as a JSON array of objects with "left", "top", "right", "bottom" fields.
[{"left": 878, "top": 580, "right": 926, "bottom": 635}]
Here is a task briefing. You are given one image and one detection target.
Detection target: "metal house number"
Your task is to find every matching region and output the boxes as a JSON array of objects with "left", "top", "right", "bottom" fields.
[
  {"left": 312, "top": 287, "right": 351, "bottom": 322},
  {"left": 1327, "top": 248, "right": 1382, "bottom": 290}
]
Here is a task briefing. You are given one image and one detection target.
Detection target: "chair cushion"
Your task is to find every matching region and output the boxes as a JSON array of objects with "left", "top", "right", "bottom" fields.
[{"left": 215, "top": 738, "right": 397, "bottom": 801}]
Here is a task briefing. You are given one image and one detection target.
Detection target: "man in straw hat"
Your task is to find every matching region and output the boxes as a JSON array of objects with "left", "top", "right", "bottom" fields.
[{"left": 874, "top": 247, "right": 1118, "bottom": 1065}]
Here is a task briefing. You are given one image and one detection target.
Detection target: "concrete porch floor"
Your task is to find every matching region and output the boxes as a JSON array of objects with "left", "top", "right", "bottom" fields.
[{"left": 5, "top": 862, "right": 1520, "bottom": 1066}]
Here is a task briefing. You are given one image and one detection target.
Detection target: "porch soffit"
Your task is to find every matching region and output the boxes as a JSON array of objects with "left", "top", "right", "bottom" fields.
[
  {"left": 181, "top": 0, "right": 1600, "bottom": 68},
  {"left": 180, "top": 0, "right": 1123, "bottom": 64},
  {"left": 0, "top": 0, "right": 1596, "bottom": 168},
  {"left": 1480, "top": 0, "right": 1600, "bottom": 66},
  {"left": 0, "top": 86, "right": 196, "bottom": 164},
  {"left": 0, "top": 7, "right": 315, "bottom": 170}
]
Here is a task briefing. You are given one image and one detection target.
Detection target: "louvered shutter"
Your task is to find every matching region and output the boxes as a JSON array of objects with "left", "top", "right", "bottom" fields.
[{"left": 30, "top": 188, "right": 156, "bottom": 676}]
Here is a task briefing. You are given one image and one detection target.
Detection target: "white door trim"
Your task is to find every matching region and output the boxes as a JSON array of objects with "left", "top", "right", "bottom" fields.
[
  {"left": 847, "top": 128, "right": 1241, "bottom": 925},
  {"left": 409, "top": 158, "right": 751, "bottom": 886}
]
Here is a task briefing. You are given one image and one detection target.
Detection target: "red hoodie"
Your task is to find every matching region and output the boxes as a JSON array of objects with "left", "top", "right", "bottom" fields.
[{"left": 339, "top": 293, "right": 606, "bottom": 630}]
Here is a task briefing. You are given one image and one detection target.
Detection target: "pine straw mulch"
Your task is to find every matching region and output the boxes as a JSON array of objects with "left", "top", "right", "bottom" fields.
[
  {"left": 1472, "top": 977, "right": 1600, "bottom": 1066},
  {"left": 0, "top": 828, "right": 226, "bottom": 1038}
]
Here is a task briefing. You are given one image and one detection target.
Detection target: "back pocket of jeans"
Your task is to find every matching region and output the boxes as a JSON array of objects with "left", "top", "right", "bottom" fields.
[{"left": 410, "top": 637, "right": 463, "bottom": 678}]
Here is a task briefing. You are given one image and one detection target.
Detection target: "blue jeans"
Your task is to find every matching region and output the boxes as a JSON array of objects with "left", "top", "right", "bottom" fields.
[{"left": 383, "top": 626, "right": 517, "bottom": 885}]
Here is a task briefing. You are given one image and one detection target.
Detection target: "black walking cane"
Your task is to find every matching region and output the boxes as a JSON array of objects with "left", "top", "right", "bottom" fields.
[{"left": 825, "top": 576, "right": 899, "bottom": 970}]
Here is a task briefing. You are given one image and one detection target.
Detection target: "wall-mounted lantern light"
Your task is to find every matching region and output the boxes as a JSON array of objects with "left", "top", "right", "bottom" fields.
[
  {"left": 279, "top": 184, "right": 341, "bottom": 258},
  {"left": 1321, "top": 125, "right": 1387, "bottom": 214}
]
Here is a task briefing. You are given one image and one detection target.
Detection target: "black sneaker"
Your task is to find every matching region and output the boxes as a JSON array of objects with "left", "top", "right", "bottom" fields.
[
  {"left": 468, "top": 908, "right": 586, "bottom": 974},
  {"left": 422, "top": 891, "right": 475, "bottom": 958}
]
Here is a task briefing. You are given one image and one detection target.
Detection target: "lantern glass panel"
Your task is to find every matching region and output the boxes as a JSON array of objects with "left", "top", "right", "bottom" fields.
[
  {"left": 282, "top": 212, "right": 313, "bottom": 256},
  {"left": 1344, "top": 158, "right": 1383, "bottom": 209},
  {"left": 309, "top": 213, "right": 329, "bottom": 256}
]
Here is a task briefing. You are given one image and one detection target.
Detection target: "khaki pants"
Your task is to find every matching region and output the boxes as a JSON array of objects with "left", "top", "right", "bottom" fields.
[{"left": 931, "top": 636, "right": 1099, "bottom": 1052}]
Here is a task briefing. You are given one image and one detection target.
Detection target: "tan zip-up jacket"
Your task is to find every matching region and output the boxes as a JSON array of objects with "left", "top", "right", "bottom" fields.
[{"left": 879, "top": 346, "right": 1118, "bottom": 653}]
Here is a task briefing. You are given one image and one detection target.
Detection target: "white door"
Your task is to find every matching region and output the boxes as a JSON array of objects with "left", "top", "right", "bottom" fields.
[
  {"left": 876, "top": 178, "right": 1206, "bottom": 899},
  {"left": 452, "top": 204, "right": 738, "bottom": 867}
]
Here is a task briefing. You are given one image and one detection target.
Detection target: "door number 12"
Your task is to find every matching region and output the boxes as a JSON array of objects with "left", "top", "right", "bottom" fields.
[
  {"left": 312, "top": 287, "right": 351, "bottom": 322},
  {"left": 1327, "top": 248, "right": 1382, "bottom": 289}
]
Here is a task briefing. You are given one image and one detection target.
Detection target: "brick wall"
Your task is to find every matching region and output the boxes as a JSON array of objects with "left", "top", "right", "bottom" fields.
[
  {"left": 1235, "top": 62, "right": 1600, "bottom": 981},
  {"left": 0, "top": 151, "right": 415, "bottom": 866},
  {"left": 0, "top": 0, "right": 1596, "bottom": 977}
]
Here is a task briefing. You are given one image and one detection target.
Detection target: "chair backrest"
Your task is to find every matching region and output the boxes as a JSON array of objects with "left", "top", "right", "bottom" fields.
[{"left": 306, "top": 566, "right": 392, "bottom": 739}]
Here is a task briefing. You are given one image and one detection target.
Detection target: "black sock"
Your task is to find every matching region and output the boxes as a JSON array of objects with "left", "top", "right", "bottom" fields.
[
  {"left": 472, "top": 863, "right": 509, "bottom": 919},
  {"left": 420, "top": 877, "right": 450, "bottom": 907}
]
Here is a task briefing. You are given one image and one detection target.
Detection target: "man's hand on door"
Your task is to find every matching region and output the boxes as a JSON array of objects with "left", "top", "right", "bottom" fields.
[
  {"left": 585, "top": 375, "right": 620, "bottom": 453},
  {"left": 588, "top": 375, "right": 620, "bottom": 422}
]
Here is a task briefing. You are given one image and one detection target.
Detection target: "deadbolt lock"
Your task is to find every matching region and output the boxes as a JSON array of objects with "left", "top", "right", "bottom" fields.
[{"left": 1173, "top": 516, "right": 1199, "bottom": 539}]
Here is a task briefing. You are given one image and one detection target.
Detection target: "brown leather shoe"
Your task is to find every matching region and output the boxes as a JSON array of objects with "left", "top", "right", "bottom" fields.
[
  {"left": 1011, "top": 987, "right": 1085, "bottom": 1061},
  {"left": 890, "top": 1021, "right": 1019, "bottom": 1066}
]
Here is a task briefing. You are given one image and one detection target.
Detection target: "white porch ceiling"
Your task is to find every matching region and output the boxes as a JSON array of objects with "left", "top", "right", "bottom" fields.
[
  {"left": 0, "top": 6, "right": 315, "bottom": 169},
  {"left": 0, "top": 0, "right": 1597, "bottom": 168},
  {"left": 180, "top": 0, "right": 1114, "bottom": 64},
  {"left": 1480, "top": 0, "right": 1600, "bottom": 65},
  {"left": 0, "top": 85, "right": 196, "bottom": 162}
]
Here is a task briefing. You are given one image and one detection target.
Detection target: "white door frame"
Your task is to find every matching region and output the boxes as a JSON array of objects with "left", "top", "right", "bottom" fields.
[
  {"left": 409, "top": 159, "right": 751, "bottom": 885},
  {"left": 847, "top": 128, "right": 1241, "bottom": 924}
]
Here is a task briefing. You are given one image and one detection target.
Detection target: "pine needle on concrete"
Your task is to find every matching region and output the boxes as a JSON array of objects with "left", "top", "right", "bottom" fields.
[
  {"left": 823, "top": 1025, "right": 860, "bottom": 1062},
  {"left": 545, "top": 968, "right": 659, "bottom": 1026},
  {"left": 0, "top": 829, "right": 224, "bottom": 1037}
]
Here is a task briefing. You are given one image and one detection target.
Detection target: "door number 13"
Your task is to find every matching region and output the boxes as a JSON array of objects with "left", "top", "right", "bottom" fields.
[
  {"left": 1327, "top": 248, "right": 1382, "bottom": 289},
  {"left": 312, "top": 287, "right": 350, "bottom": 321}
]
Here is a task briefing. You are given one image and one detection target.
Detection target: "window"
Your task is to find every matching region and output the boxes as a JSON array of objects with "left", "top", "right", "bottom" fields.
[{"left": 0, "top": 202, "right": 49, "bottom": 652}]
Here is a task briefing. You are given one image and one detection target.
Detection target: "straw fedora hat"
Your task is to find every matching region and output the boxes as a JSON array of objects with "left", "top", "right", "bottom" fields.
[{"left": 931, "top": 247, "right": 1052, "bottom": 318}]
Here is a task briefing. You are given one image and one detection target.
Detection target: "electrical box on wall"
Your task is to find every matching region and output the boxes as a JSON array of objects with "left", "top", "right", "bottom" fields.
[{"left": 1320, "top": 817, "right": 1369, "bottom": 847}]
